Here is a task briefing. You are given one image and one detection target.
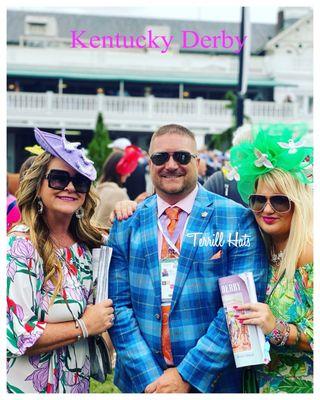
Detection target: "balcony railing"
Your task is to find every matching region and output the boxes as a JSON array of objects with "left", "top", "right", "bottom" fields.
[{"left": 7, "top": 91, "right": 311, "bottom": 132}]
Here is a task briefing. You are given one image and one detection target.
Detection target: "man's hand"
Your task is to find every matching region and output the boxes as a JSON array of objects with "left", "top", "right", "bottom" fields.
[{"left": 145, "top": 368, "right": 191, "bottom": 393}]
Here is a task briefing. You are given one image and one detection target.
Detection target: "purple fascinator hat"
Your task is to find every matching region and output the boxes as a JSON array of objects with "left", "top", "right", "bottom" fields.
[{"left": 34, "top": 127, "right": 97, "bottom": 181}]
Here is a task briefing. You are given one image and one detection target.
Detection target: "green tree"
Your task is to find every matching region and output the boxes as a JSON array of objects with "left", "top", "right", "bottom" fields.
[
  {"left": 210, "top": 91, "right": 250, "bottom": 151},
  {"left": 87, "top": 113, "right": 112, "bottom": 179}
]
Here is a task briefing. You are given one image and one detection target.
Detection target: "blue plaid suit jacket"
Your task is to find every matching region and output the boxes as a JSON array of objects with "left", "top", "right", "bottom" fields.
[{"left": 108, "top": 186, "right": 268, "bottom": 393}]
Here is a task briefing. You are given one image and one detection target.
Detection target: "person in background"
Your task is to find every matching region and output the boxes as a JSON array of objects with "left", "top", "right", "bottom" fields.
[
  {"left": 125, "top": 157, "right": 148, "bottom": 200},
  {"left": 7, "top": 149, "right": 42, "bottom": 232},
  {"left": 108, "top": 137, "right": 147, "bottom": 200},
  {"left": 7, "top": 128, "right": 114, "bottom": 393},
  {"left": 197, "top": 157, "right": 207, "bottom": 185},
  {"left": 198, "top": 147, "right": 216, "bottom": 176},
  {"left": 204, "top": 168, "right": 247, "bottom": 207},
  {"left": 230, "top": 123, "right": 313, "bottom": 393},
  {"left": 108, "top": 124, "right": 268, "bottom": 393},
  {"left": 204, "top": 125, "right": 253, "bottom": 207},
  {"left": 7, "top": 191, "right": 21, "bottom": 232},
  {"left": 7, "top": 151, "right": 41, "bottom": 232},
  {"left": 94, "top": 145, "right": 142, "bottom": 229},
  {"left": 108, "top": 137, "right": 131, "bottom": 153}
]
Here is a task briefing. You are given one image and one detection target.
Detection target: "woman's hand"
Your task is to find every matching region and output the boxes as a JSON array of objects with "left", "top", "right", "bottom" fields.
[
  {"left": 82, "top": 299, "right": 114, "bottom": 336},
  {"left": 234, "top": 303, "right": 276, "bottom": 335},
  {"left": 109, "top": 200, "right": 138, "bottom": 224}
]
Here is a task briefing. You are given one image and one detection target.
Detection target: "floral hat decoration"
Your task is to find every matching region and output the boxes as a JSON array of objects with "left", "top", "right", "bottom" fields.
[{"left": 229, "top": 123, "right": 313, "bottom": 204}]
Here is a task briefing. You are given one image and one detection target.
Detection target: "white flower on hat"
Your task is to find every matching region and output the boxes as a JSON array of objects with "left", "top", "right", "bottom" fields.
[
  {"left": 277, "top": 138, "right": 305, "bottom": 154},
  {"left": 80, "top": 148, "right": 94, "bottom": 165},
  {"left": 254, "top": 148, "right": 274, "bottom": 168},
  {"left": 61, "top": 129, "right": 81, "bottom": 153},
  {"left": 226, "top": 166, "right": 240, "bottom": 181}
]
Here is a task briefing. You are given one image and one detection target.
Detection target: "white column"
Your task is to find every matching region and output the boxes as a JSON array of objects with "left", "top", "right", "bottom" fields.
[
  {"left": 196, "top": 97, "right": 203, "bottom": 120},
  {"left": 179, "top": 83, "right": 184, "bottom": 99},
  {"left": 244, "top": 98, "right": 252, "bottom": 119},
  {"left": 58, "top": 78, "right": 63, "bottom": 95},
  {"left": 148, "top": 95, "right": 154, "bottom": 119},
  {"left": 46, "top": 91, "right": 53, "bottom": 113},
  {"left": 119, "top": 81, "right": 125, "bottom": 97},
  {"left": 193, "top": 132, "right": 206, "bottom": 150},
  {"left": 97, "top": 93, "right": 104, "bottom": 112}
]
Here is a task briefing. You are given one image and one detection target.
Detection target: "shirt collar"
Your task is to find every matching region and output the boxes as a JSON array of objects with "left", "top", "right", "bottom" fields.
[{"left": 157, "top": 185, "right": 199, "bottom": 217}]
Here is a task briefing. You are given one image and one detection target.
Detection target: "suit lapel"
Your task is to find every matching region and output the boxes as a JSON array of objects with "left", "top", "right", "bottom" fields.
[
  {"left": 140, "top": 196, "right": 162, "bottom": 305},
  {"left": 170, "top": 186, "right": 215, "bottom": 313}
]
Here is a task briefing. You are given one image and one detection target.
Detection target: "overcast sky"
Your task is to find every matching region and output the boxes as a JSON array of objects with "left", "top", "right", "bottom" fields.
[{"left": 9, "top": 6, "right": 280, "bottom": 23}]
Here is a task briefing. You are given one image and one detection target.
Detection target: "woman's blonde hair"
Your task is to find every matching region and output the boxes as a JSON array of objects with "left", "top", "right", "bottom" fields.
[
  {"left": 15, "top": 152, "right": 103, "bottom": 301},
  {"left": 256, "top": 168, "right": 313, "bottom": 279}
]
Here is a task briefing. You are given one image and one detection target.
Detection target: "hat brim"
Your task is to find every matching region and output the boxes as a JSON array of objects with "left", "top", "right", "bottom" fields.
[{"left": 34, "top": 128, "right": 97, "bottom": 181}]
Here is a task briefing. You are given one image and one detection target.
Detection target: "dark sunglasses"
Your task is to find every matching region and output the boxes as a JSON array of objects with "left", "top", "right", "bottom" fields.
[
  {"left": 249, "top": 194, "right": 292, "bottom": 213},
  {"left": 150, "top": 151, "right": 197, "bottom": 166},
  {"left": 45, "top": 169, "right": 91, "bottom": 193}
]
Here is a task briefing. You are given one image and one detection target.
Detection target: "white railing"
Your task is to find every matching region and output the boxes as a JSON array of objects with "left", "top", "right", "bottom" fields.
[
  {"left": 7, "top": 91, "right": 311, "bottom": 131},
  {"left": 244, "top": 100, "right": 298, "bottom": 119}
]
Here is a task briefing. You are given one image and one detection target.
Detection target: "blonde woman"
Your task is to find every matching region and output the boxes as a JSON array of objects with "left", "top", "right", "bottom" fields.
[
  {"left": 7, "top": 128, "right": 114, "bottom": 393},
  {"left": 230, "top": 124, "right": 313, "bottom": 393}
]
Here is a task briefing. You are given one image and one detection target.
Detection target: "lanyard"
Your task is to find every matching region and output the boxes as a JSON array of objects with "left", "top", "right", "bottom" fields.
[
  {"left": 158, "top": 220, "right": 180, "bottom": 255},
  {"left": 157, "top": 212, "right": 189, "bottom": 256}
]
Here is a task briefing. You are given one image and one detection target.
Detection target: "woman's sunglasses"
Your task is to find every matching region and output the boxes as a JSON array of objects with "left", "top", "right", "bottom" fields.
[
  {"left": 249, "top": 194, "right": 292, "bottom": 213},
  {"left": 45, "top": 169, "right": 91, "bottom": 193},
  {"left": 150, "top": 151, "right": 197, "bottom": 166}
]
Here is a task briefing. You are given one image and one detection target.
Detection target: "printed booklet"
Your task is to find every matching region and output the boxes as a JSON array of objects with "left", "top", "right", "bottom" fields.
[
  {"left": 92, "top": 245, "right": 113, "bottom": 302},
  {"left": 218, "top": 272, "right": 270, "bottom": 368}
]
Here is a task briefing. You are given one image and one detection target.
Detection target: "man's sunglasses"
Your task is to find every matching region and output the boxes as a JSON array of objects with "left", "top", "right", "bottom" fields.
[
  {"left": 45, "top": 169, "right": 91, "bottom": 193},
  {"left": 248, "top": 194, "right": 292, "bottom": 213},
  {"left": 150, "top": 151, "right": 197, "bottom": 166}
]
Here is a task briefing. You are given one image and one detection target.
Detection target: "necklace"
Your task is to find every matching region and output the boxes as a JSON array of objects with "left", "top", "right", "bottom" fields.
[{"left": 270, "top": 250, "right": 284, "bottom": 268}]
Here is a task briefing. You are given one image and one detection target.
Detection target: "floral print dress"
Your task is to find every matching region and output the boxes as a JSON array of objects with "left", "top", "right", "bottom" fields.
[
  {"left": 256, "top": 263, "right": 313, "bottom": 393},
  {"left": 7, "top": 225, "right": 93, "bottom": 393}
]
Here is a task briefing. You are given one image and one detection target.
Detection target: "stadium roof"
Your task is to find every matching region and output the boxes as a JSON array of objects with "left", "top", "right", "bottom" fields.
[
  {"left": 7, "top": 10, "right": 278, "bottom": 55},
  {"left": 7, "top": 67, "right": 296, "bottom": 87}
]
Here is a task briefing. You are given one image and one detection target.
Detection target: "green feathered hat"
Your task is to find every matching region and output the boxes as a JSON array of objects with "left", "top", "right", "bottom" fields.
[{"left": 229, "top": 123, "right": 313, "bottom": 204}]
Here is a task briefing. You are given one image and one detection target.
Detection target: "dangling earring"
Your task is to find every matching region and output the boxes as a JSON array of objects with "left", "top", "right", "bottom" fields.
[
  {"left": 37, "top": 198, "right": 44, "bottom": 214},
  {"left": 75, "top": 207, "right": 84, "bottom": 219}
]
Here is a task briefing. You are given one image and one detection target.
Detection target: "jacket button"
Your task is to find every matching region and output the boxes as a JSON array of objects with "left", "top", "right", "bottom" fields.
[{"left": 155, "top": 313, "right": 160, "bottom": 320}]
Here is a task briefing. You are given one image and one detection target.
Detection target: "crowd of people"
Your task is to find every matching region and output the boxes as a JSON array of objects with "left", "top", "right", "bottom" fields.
[{"left": 7, "top": 122, "right": 313, "bottom": 393}]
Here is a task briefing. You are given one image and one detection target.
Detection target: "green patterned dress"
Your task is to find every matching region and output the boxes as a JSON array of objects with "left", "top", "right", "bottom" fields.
[
  {"left": 256, "top": 263, "right": 313, "bottom": 393},
  {"left": 7, "top": 225, "right": 94, "bottom": 393}
]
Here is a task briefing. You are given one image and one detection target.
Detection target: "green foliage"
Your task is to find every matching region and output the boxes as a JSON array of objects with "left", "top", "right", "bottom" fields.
[
  {"left": 87, "top": 113, "right": 112, "bottom": 179},
  {"left": 278, "top": 378, "right": 313, "bottom": 393},
  {"left": 211, "top": 126, "right": 234, "bottom": 152},
  {"left": 90, "top": 371, "right": 120, "bottom": 393},
  {"left": 210, "top": 91, "right": 250, "bottom": 151}
]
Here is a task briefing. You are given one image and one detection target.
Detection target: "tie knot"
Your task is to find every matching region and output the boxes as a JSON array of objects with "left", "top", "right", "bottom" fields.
[{"left": 165, "top": 206, "right": 181, "bottom": 221}]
